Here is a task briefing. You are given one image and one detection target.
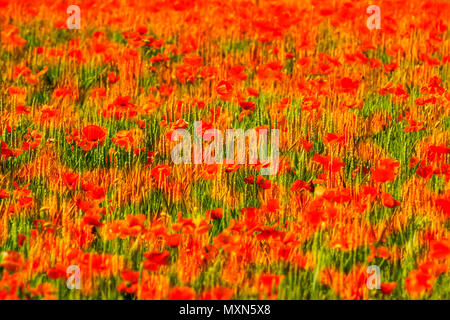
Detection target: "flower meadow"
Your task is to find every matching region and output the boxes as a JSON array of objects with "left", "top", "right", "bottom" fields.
[{"left": 0, "top": 0, "right": 449, "bottom": 300}]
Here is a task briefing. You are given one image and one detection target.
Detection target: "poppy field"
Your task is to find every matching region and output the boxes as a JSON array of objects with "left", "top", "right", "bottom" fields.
[{"left": 0, "top": 0, "right": 449, "bottom": 300}]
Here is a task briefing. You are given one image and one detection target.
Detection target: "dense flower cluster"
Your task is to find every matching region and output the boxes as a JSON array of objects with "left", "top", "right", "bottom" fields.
[{"left": 0, "top": 0, "right": 448, "bottom": 300}]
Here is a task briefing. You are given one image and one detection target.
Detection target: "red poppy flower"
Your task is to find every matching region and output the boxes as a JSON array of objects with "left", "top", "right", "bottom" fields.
[
  {"left": 339, "top": 77, "right": 359, "bottom": 93},
  {"left": 382, "top": 193, "right": 401, "bottom": 208},
  {"left": 430, "top": 240, "right": 450, "bottom": 260},
  {"left": 200, "top": 286, "right": 234, "bottom": 300},
  {"left": 166, "top": 234, "right": 181, "bottom": 247},
  {"left": 168, "top": 286, "right": 196, "bottom": 300},
  {"left": 0, "top": 188, "right": 10, "bottom": 199},
  {"left": 82, "top": 125, "right": 107, "bottom": 144},
  {"left": 61, "top": 172, "right": 79, "bottom": 191},
  {"left": 290, "top": 179, "right": 313, "bottom": 192},
  {"left": 380, "top": 282, "right": 397, "bottom": 295},
  {"left": 206, "top": 208, "right": 223, "bottom": 220},
  {"left": 313, "top": 154, "right": 345, "bottom": 172},
  {"left": 216, "top": 80, "right": 233, "bottom": 100},
  {"left": 416, "top": 165, "right": 433, "bottom": 180},
  {"left": 239, "top": 100, "right": 256, "bottom": 111},
  {"left": 247, "top": 87, "right": 259, "bottom": 97},
  {"left": 82, "top": 212, "right": 103, "bottom": 227},
  {"left": 265, "top": 198, "right": 280, "bottom": 213},
  {"left": 323, "top": 133, "right": 344, "bottom": 145},
  {"left": 108, "top": 72, "right": 119, "bottom": 83},
  {"left": 151, "top": 164, "right": 171, "bottom": 183},
  {"left": 143, "top": 250, "right": 170, "bottom": 271},
  {"left": 371, "top": 159, "right": 399, "bottom": 183},
  {"left": 301, "top": 139, "right": 313, "bottom": 151},
  {"left": 405, "top": 270, "right": 434, "bottom": 297},
  {"left": 435, "top": 198, "right": 450, "bottom": 217}
]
